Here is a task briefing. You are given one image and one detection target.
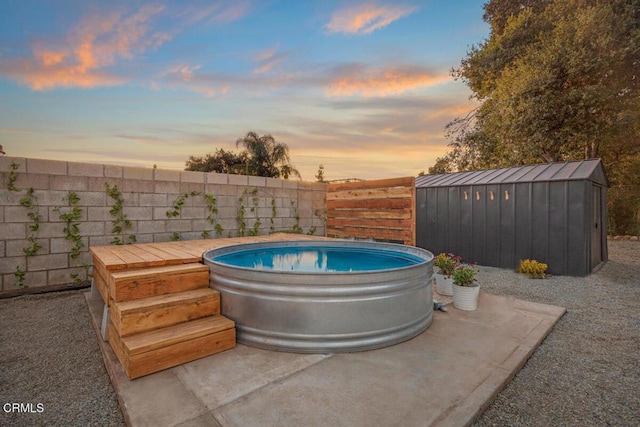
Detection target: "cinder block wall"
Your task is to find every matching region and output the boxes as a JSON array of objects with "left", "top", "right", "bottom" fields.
[{"left": 0, "top": 156, "right": 326, "bottom": 292}]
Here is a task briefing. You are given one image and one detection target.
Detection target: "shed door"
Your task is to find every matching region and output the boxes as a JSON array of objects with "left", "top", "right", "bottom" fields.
[{"left": 591, "top": 185, "right": 602, "bottom": 269}]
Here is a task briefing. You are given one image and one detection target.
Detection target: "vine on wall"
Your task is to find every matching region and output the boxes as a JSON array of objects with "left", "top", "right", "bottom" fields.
[
  {"left": 54, "top": 191, "right": 90, "bottom": 284},
  {"left": 166, "top": 191, "right": 222, "bottom": 241},
  {"left": 20, "top": 188, "right": 42, "bottom": 256},
  {"left": 105, "top": 183, "right": 136, "bottom": 245}
]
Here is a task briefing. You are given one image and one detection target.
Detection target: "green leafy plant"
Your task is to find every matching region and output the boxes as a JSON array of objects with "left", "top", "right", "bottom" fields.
[
  {"left": 167, "top": 191, "right": 222, "bottom": 239},
  {"left": 20, "top": 188, "right": 42, "bottom": 256},
  {"left": 7, "top": 161, "right": 19, "bottom": 192},
  {"left": 170, "top": 232, "right": 181, "bottom": 241},
  {"left": 270, "top": 198, "right": 277, "bottom": 232},
  {"left": 433, "top": 253, "right": 461, "bottom": 276},
  {"left": 105, "top": 183, "right": 136, "bottom": 245},
  {"left": 54, "top": 191, "right": 84, "bottom": 259},
  {"left": 517, "top": 259, "right": 548, "bottom": 279},
  {"left": 14, "top": 265, "right": 27, "bottom": 288},
  {"left": 236, "top": 194, "right": 247, "bottom": 236},
  {"left": 451, "top": 264, "right": 478, "bottom": 287},
  {"left": 289, "top": 199, "right": 303, "bottom": 234}
]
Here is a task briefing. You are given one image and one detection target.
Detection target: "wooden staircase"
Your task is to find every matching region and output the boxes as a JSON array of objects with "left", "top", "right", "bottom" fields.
[{"left": 104, "top": 263, "right": 236, "bottom": 379}]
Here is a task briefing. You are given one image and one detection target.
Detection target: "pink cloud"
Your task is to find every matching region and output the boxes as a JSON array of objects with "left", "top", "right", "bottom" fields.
[
  {"left": 326, "top": 3, "right": 416, "bottom": 35},
  {"left": 326, "top": 65, "right": 450, "bottom": 97},
  {"left": 180, "top": 1, "right": 251, "bottom": 25},
  {"left": 253, "top": 46, "right": 287, "bottom": 74},
  {"left": 0, "top": 4, "right": 170, "bottom": 90}
]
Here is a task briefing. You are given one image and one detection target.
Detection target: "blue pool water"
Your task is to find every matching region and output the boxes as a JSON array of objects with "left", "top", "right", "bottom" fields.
[{"left": 213, "top": 245, "right": 423, "bottom": 272}]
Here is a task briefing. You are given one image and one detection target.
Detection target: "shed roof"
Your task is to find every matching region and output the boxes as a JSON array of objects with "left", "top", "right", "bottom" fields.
[{"left": 416, "top": 159, "right": 608, "bottom": 188}]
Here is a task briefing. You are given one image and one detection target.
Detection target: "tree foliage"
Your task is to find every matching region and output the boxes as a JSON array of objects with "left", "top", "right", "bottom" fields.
[
  {"left": 235, "top": 131, "right": 300, "bottom": 179},
  {"left": 185, "top": 132, "right": 300, "bottom": 180},
  {"left": 433, "top": 0, "right": 640, "bottom": 234}
]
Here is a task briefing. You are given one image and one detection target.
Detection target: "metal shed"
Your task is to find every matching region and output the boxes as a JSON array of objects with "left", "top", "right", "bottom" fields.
[{"left": 415, "top": 159, "right": 608, "bottom": 276}]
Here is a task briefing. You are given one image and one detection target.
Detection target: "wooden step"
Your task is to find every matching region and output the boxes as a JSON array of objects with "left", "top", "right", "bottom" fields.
[
  {"left": 108, "top": 316, "right": 236, "bottom": 379},
  {"left": 109, "top": 263, "right": 210, "bottom": 303},
  {"left": 111, "top": 288, "right": 220, "bottom": 337}
]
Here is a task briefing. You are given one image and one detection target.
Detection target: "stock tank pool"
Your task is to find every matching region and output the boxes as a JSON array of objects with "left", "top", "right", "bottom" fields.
[{"left": 204, "top": 240, "right": 434, "bottom": 353}]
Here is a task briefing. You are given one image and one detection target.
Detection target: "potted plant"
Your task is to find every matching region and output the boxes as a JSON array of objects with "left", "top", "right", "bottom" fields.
[
  {"left": 451, "top": 264, "right": 480, "bottom": 311},
  {"left": 433, "top": 253, "right": 460, "bottom": 296}
]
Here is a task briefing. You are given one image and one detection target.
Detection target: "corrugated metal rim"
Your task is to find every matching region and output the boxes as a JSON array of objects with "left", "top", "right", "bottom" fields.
[{"left": 415, "top": 159, "right": 607, "bottom": 188}]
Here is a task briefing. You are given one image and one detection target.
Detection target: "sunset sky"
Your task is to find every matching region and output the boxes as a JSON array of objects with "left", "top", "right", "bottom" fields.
[{"left": 0, "top": 0, "right": 488, "bottom": 181}]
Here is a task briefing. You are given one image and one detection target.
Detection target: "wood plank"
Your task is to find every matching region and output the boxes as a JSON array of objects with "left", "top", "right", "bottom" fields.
[
  {"left": 327, "top": 227, "right": 413, "bottom": 243},
  {"left": 327, "top": 186, "right": 413, "bottom": 200},
  {"left": 124, "top": 315, "right": 235, "bottom": 355},
  {"left": 103, "top": 246, "right": 149, "bottom": 269},
  {"left": 93, "top": 266, "right": 109, "bottom": 305},
  {"left": 125, "top": 244, "right": 169, "bottom": 266},
  {"left": 112, "top": 288, "right": 219, "bottom": 337},
  {"left": 110, "top": 263, "right": 210, "bottom": 303},
  {"left": 327, "top": 217, "right": 413, "bottom": 229},
  {"left": 108, "top": 322, "right": 129, "bottom": 374},
  {"left": 90, "top": 246, "right": 127, "bottom": 271},
  {"left": 127, "top": 327, "right": 236, "bottom": 379},
  {"left": 130, "top": 244, "right": 189, "bottom": 265},
  {"left": 327, "top": 198, "right": 412, "bottom": 210},
  {"left": 327, "top": 208, "right": 412, "bottom": 220},
  {"left": 145, "top": 243, "right": 201, "bottom": 263},
  {"left": 327, "top": 176, "right": 414, "bottom": 192}
]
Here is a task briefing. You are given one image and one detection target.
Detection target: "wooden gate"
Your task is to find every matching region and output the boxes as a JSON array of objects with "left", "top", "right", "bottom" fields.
[{"left": 326, "top": 177, "right": 415, "bottom": 245}]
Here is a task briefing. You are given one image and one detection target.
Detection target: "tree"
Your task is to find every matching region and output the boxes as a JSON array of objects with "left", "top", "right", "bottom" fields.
[
  {"left": 235, "top": 131, "right": 301, "bottom": 179},
  {"left": 434, "top": 0, "right": 640, "bottom": 233},
  {"left": 315, "top": 164, "right": 325, "bottom": 182},
  {"left": 185, "top": 148, "right": 248, "bottom": 174}
]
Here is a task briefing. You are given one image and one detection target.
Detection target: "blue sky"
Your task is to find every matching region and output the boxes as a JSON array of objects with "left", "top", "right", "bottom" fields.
[{"left": 0, "top": 0, "right": 488, "bottom": 181}]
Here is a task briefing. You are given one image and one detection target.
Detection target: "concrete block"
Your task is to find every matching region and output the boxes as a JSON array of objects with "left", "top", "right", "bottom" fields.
[
  {"left": 134, "top": 234, "right": 154, "bottom": 244},
  {"left": 248, "top": 176, "right": 266, "bottom": 187},
  {"left": 216, "top": 185, "right": 238, "bottom": 197},
  {"left": 257, "top": 207, "right": 273, "bottom": 219},
  {"left": 166, "top": 219, "right": 193, "bottom": 232},
  {"left": 179, "top": 207, "right": 205, "bottom": 219},
  {"left": 6, "top": 239, "right": 50, "bottom": 257},
  {"left": 0, "top": 256, "right": 26, "bottom": 275},
  {"left": 154, "top": 207, "right": 171, "bottom": 220},
  {"left": 138, "top": 220, "right": 167, "bottom": 234},
  {"left": 121, "top": 179, "right": 154, "bottom": 193},
  {"left": 0, "top": 191, "right": 24, "bottom": 206},
  {"left": 154, "top": 169, "right": 181, "bottom": 182},
  {"left": 122, "top": 166, "right": 153, "bottom": 180},
  {"left": 49, "top": 206, "right": 87, "bottom": 223},
  {"left": 282, "top": 180, "right": 298, "bottom": 189},
  {"left": 0, "top": 241, "right": 4, "bottom": 258},
  {"left": 5, "top": 206, "right": 32, "bottom": 223},
  {"left": 275, "top": 188, "right": 296, "bottom": 199},
  {"left": 47, "top": 266, "right": 87, "bottom": 286},
  {"left": 298, "top": 181, "right": 324, "bottom": 191},
  {"left": 34, "top": 223, "right": 65, "bottom": 239},
  {"left": 180, "top": 182, "right": 204, "bottom": 194},
  {"left": 87, "top": 206, "right": 114, "bottom": 221},
  {"left": 27, "top": 253, "right": 68, "bottom": 271},
  {"left": 81, "top": 221, "right": 106, "bottom": 236},
  {"left": 77, "top": 191, "right": 106, "bottom": 206},
  {"left": 68, "top": 162, "right": 105, "bottom": 177},
  {"left": 3, "top": 270, "right": 47, "bottom": 290},
  {"left": 217, "top": 206, "right": 237, "bottom": 220},
  {"left": 105, "top": 165, "right": 123, "bottom": 178},
  {"left": 69, "top": 251, "right": 92, "bottom": 268},
  {"left": 89, "top": 177, "right": 117, "bottom": 192},
  {"left": 124, "top": 207, "right": 153, "bottom": 221},
  {"left": 181, "top": 170, "right": 204, "bottom": 183},
  {"left": 206, "top": 172, "right": 227, "bottom": 185},
  {"left": 0, "top": 156, "right": 27, "bottom": 172},
  {"left": 139, "top": 193, "right": 167, "bottom": 207},
  {"left": 153, "top": 233, "right": 173, "bottom": 243},
  {"left": 155, "top": 181, "right": 181, "bottom": 195},
  {"left": 0, "top": 223, "right": 26, "bottom": 239},
  {"left": 180, "top": 231, "right": 205, "bottom": 241},
  {"left": 228, "top": 174, "right": 248, "bottom": 186},
  {"left": 89, "top": 236, "right": 112, "bottom": 247},
  {"left": 266, "top": 177, "right": 283, "bottom": 188},
  {"left": 14, "top": 173, "right": 50, "bottom": 190},
  {"left": 217, "top": 195, "right": 237, "bottom": 207},
  {"left": 27, "top": 158, "right": 67, "bottom": 175},
  {"left": 49, "top": 175, "right": 89, "bottom": 191}
]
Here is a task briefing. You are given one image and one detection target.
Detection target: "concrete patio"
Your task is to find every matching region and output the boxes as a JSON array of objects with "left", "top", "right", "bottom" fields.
[{"left": 85, "top": 291, "right": 565, "bottom": 427}]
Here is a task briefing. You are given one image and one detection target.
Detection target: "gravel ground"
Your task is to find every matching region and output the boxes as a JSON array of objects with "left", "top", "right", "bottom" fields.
[{"left": 0, "top": 241, "right": 638, "bottom": 426}]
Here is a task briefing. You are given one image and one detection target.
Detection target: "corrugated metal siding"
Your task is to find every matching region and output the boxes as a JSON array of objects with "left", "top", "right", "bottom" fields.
[
  {"left": 415, "top": 159, "right": 608, "bottom": 276},
  {"left": 416, "top": 159, "right": 607, "bottom": 188}
]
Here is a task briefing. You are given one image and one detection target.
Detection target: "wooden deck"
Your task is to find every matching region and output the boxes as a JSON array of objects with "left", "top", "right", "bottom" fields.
[
  {"left": 89, "top": 233, "right": 333, "bottom": 379},
  {"left": 90, "top": 233, "right": 332, "bottom": 307}
]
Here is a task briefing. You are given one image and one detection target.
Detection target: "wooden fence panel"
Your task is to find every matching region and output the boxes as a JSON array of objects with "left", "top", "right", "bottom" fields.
[{"left": 326, "top": 177, "right": 415, "bottom": 245}]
